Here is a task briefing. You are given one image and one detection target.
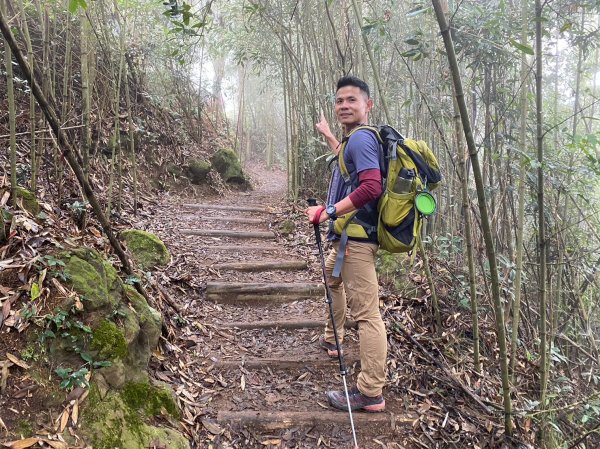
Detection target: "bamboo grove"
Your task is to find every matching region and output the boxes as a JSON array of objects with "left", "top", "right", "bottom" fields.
[{"left": 1, "top": 0, "right": 600, "bottom": 447}]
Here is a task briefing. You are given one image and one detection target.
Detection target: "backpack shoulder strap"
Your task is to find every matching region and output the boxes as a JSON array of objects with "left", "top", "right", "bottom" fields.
[{"left": 338, "top": 125, "right": 382, "bottom": 181}]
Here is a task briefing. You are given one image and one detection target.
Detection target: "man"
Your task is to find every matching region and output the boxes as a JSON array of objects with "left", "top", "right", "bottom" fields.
[{"left": 305, "top": 76, "right": 386, "bottom": 412}]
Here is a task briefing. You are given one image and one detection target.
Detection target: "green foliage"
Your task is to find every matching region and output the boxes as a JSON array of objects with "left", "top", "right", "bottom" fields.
[
  {"left": 163, "top": 0, "right": 211, "bottom": 39},
  {"left": 434, "top": 234, "right": 463, "bottom": 260},
  {"left": 509, "top": 39, "right": 534, "bottom": 55},
  {"left": 68, "top": 0, "right": 87, "bottom": 14},
  {"left": 55, "top": 366, "right": 89, "bottom": 390}
]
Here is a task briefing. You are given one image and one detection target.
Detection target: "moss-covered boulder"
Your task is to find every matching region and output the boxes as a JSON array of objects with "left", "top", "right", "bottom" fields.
[
  {"left": 82, "top": 383, "right": 189, "bottom": 449},
  {"left": 185, "top": 159, "right": 211, "bottom": 184},
  {"left": 120, "top": 229, "right": 170, "bottom": 270},
  {"left": 62, "top": 248, "right": 121, "bottom": 310},
  {"left": 14, "top": 186, "right": 40, "bottom": 215},
  {"left": 166, "top": 162, "right": 184, "bottom": 178},
  {"left": 210, "top": 148, "right": 245, "bottom": 183},
  {"left": 278, "top": 220, "right": 296, "bottom": 236},
  {"left": 51, "top": 248, "right": 183, "bottom": 448},
  {"left": 57, "top": 248, "right": 162, "bottom": 382},
  {"left": 123, "top": 285, "right": 162, "bottom": 369}
]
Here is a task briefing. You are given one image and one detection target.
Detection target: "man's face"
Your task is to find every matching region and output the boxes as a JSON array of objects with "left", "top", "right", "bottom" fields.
[{"left": 335, "top": 86, "right": 373, "bottom": 128}]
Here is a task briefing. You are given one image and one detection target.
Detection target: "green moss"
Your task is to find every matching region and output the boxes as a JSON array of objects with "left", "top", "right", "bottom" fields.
[
  {"left": 121, "top": 381, "right": 180, "bottom": 419},
  {"left": 92, "top": 320, "right": 128, "bottom": 360},
  {"left": 278, "top": 220, "right": 296, "bottom": 236},
  {"left": 166, "top": 162, "right": 183, "bottom": 177},
  {"left": 120, "top": 229, "right": 170, "bottom": 270},
  {"left": 16, "top": 419, "right": 33, "bottom": 437},
  {"left": 61, "top": 249, "right": 120, "bottom": 311},
  {"left": 185, "top": 159, "right": 211, "bottom": 184},
  {"left": 210, "top": 148, "right": 245, "bottom": 183},
  {"left": 82, "top": 385, "right": 188, "bottom": 449},
  {"left": 14, "top": 186, "right": 40, "bottom": 215}
]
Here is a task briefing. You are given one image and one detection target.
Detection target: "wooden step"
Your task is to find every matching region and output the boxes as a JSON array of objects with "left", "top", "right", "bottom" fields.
[
  {"left": 181, "top": 229, "right": 275, "bottom": 239},
  {"left": 183, "top": 203, "right": 272, "bottom": 213},
  {"left": 210, "top": 260, "right": 307, "bottom": 272},
  {"left": 216, "top": 410, "right": 401, "bottom": 430},
  {"left": 220, "top": 319, "right": 357, "bottom": 330},
  {"left": 187, "top": 216, "right": 266, "bottom": 225},
  {"left": 197, "top": 245, "right": 278, "bottom": 252},
  {"left": 206, "top": 282, "right": 324, "bottom": 303},
  {"left": 214, "top": 354, "right": 360, "bottom": 370}
]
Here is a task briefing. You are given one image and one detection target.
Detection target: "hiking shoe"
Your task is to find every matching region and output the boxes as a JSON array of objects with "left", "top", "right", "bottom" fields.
[
  {"left": 327, "top": 386, "right": 385, "bottom": 413},
  {"left": 319, "top": 335, "right": 343, "bottom": 358}
]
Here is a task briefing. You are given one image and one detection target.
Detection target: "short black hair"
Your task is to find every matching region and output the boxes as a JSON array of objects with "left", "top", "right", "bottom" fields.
[{"left": 336, "top": 75, "right": 370, "bottom": 98}]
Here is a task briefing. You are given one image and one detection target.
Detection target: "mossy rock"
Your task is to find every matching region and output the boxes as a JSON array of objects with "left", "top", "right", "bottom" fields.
[
  {"left": 91, "top": 320, "right": 128, "bottom": 361},
  {"left": 123, "top": 285, "right": 162, "bottom": 369},
  {"left": 61, "top": 248, "right": 121, "bottom": 311},
  {"left": 55, "top": 247, "right": 163, "bottom": 388},
  {"left": 121, "top": 381, "right": 180, "bottom": 418},
  {"left": 82, "top": 384, "right": 189, "bottom": 449},
  {"left": 210, "top": 148, "right": 245, "bottom": 184},
  {"left": 14, "top": 186, "right": 40, "bottom": 215},
  {"left": 185, "top": 159, "right": 211, "bottom": 184},
  {"left": 120, "top": 229, "right": 170, "bottom": 270},
  {"left": 166, "top": 163, "right": 183, "bottom": 178},
  {"left": 278, "top": 220, "right": 296, "bottom": 236}
]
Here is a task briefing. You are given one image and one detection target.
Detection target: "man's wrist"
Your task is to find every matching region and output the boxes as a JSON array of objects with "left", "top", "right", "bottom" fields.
[{"left": 326, "top": 204, "right": 337, "bottom": 220}]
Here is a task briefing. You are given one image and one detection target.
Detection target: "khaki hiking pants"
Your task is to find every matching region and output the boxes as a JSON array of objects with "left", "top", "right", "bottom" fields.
[{"left": 323, "top": 240, "right": 387, "bottom": 397}]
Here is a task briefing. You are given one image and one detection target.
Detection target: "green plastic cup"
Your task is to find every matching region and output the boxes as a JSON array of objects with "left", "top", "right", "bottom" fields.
[{"left": 415, "top": 191, "right": 437, "bottom": 216}]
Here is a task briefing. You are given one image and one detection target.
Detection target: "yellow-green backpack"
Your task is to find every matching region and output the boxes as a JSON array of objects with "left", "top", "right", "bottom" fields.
[{"left": 337, "top": 125, "right": 441, "bottom": 254}]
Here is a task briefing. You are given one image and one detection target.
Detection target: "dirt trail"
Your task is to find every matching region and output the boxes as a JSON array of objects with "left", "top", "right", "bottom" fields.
[{"left": 136, "top": 163, "right": 412, "bottom": 449}]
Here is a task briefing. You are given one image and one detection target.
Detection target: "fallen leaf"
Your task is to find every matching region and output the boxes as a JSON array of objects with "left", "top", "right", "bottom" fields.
[
  {"left": 6, "top": 354, "right": 30, "bottom": 370},
  {"left": 42, "top": 440, "right": 68, "bottom": 449},
  {"left": 240, "top": 374, "right": 245, "bottom": 391},
  {"left": 59, "top": 408, "right": 69, "bottom": 432},
  {"left": 261, "top": 439, "right": 281, "bottom": 446},
  {"left": 2, "top": 438, "right": 40, "bottom": 449},
  {"left": 71, "top": 401, "right": 79, "bottom": 425},
  {"left": 201, "top": 419, "right": 224, "bottom": 435}
]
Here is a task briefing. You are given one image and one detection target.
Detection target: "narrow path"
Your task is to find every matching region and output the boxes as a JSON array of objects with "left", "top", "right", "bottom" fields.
[{"left": 137, "top": 164, "right": 414, "bottom": 449}]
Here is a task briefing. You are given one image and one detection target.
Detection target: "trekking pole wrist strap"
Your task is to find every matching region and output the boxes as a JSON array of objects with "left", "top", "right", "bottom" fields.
[{"left": 311, "top": 206, "right": 326, "bottom": 225}]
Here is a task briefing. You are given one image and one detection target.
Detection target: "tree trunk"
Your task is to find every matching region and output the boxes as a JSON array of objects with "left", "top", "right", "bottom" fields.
[
  {"left": 534, "top": 0, "right": 549, "bottom": 445},
  {"left": 2, "top": 0, "right": 16, "bottom": 200},
  {"left": 454, "top": 93, "right": 481, "bottom": 372},
  {"left": 431, "top": 0, "right": 513, "bottom": 436},
  {"left": 510, "top": 0, "right": 530, "bottom": 383},
  {"left": 15, "top": 0, "right": 37, "bottom": 193}
]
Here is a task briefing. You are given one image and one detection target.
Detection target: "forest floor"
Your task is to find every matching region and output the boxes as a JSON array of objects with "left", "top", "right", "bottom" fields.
[
  {"left": 0, "top": 161, "right": 526, "bottom": 449},
  {"left": 133, "top": 162, "right": 518, "bottom": 449}
]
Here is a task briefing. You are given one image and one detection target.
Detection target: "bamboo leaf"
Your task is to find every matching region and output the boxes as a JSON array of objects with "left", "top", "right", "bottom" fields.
[
  {"left": 2, "top": 438, "right": 40, "bottom": 449},
  {"left": 509, "top": 39, "right": 534, "bottom": 55},
  {"left": 406, "top": 6, "right": 430, "bottom": 17}
]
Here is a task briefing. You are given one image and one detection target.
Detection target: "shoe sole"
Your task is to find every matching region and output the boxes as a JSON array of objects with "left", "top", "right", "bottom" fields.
[
  {"left": 327, "top": 393, "right": 386, "bottom": 413},
  {"left": 319, "top": 338, "right": 342, "bottom": 358}
]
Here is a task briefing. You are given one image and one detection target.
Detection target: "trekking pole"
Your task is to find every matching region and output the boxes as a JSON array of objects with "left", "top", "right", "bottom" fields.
[{"left": 307, "top": 198, "right": 359, "bottom": 449}]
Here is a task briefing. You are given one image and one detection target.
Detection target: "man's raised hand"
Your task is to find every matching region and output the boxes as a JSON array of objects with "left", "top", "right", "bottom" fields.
[{"left": 315, "top": 111, "right": 332, "bottom": 138}]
